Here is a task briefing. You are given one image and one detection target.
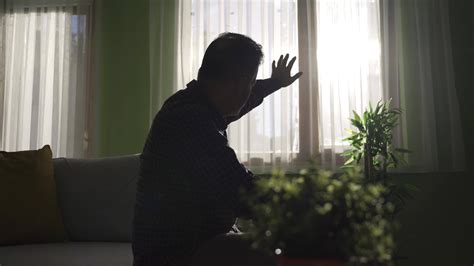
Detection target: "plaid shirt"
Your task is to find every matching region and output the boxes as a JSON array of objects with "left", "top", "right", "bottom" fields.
[{"left": 132, "top": 78, "right": 280, "bottom": 266}]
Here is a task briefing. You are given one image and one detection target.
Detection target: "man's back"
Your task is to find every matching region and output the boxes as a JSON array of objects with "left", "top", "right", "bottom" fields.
[{"left": 132, "top": 80, "right": 254, "bottom": 266}]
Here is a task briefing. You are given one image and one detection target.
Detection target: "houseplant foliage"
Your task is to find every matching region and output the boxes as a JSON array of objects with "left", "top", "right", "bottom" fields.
[
  {"left": 240, "top": 166, "right": 398, "bottom": 265},
  {"left": 341, "top": 99, "right": 419, "bottom": 216}
]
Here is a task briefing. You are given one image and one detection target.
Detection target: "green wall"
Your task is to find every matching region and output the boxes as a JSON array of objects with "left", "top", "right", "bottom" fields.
[
  {"left": 149, "top": 0, "right": 177, "bottom": 117},
  {"left": 91, "top": 0, "right": 176, "bottom": 157},
  {"left": 92, "top": 0, "right": 150, "bottom": 157}
]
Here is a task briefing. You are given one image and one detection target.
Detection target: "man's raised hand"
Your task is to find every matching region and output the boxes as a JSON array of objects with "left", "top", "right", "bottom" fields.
[{"left": 271, "top": 54, "right": 303, "bottom": 88}]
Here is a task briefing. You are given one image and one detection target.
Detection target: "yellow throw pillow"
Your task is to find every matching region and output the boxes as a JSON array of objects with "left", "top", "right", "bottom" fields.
[{"left": 0, "top": 145, "right": 68, "bottom": 245}]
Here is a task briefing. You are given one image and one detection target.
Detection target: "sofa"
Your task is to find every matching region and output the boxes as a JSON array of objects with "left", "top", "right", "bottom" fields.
[{"left": 0, "top": 154, "right": 141, "bottom": 266}]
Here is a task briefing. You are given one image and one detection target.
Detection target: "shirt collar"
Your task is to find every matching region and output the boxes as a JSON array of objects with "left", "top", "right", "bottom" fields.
[{"left": 186, "top": 79, "right": 228, "bottom": 131}]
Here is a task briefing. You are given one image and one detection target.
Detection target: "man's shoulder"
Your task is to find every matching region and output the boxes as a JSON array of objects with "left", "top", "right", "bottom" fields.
[
  {"left": 153, "top": 95, "right": 215, "bottom": 132},
  {"left": 162, "top": 100, "right": 212, "bottom": 122},
  {"left": 160, "top": 89, "right": 208, "bottom": 114}
]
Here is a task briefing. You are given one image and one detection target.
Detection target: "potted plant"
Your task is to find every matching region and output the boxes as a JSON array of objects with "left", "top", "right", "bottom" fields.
[
  {"left": 237, "top": 99, "right": 416, "bottom": 265},
  {"left": 239, "top": 166, "right": 398, "bottom": 266},
  {"left": 341, "top": 99, "right": 419, "bottom": 218}
]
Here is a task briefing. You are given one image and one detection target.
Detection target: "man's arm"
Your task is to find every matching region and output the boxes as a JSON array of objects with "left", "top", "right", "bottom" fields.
[
  {"left": 225, "top": 54, "right": 303, "bottom": 125},
  {"left": 225, "top": 78, "right": 281, "bottom": 125}
]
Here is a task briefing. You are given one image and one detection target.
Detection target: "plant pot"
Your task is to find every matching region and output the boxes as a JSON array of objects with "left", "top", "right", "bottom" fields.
[{"left": 277, "top": 256, "right": 345, "bottom": 266}]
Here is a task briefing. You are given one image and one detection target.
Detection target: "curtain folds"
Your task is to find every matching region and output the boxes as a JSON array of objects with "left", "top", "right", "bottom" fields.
[
  {"left": 0, "top": 0, "right": 5, "bottom": 141},
  {"left": 177, "top": 0, "right": 301, "bottom": 174},
  {"left": 165, "top": 0, "right": 465, "bottom": 173},
  {"left": 308, "top": 0, "right": 384, "bottom": 171},
  {"left": 0, "top": 2, "right": 92, "bottom": 157},
  {"left": 380, "top": 0, "right": 465, "bottom": 172},
  {"left": 295, "top": 0, "right": 465, "bottom": 172}
]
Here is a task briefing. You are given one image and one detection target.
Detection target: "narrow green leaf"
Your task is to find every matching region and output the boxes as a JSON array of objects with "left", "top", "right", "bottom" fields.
[
  {"left": 385, "top": 98, "right": 393, "bottom": 109},
  {"left": 352, "top": 120, "right": 364, "bottom": 132},
  {"left": 340, "top": 165, "right": 355, "bottom": 170},
  {"left": 403, "top": 183, "right": 421, "bottom": 193},
  {"left": 395, "top": 148, "right": 411, "bottom": 153},
  {"left": 389, "top": 152, "right": 398, "bottom": 165},
  {"left": 353, "top": 110, "right": 362, "bottom": 122},
  {"left": 374, "top": 101, "right": 382, "bottom": 115},
  {"left": 344, "top": 157, "right": 355, "bottom": 165},
  {"left": 395, "top": 193, "right": 406, "bottom": 205},
  {"left": 341, "top": 151, "right": 353, "bottom": 157},
  {"left": 389, "top": 109, "right": 401, "bottom": 115}
]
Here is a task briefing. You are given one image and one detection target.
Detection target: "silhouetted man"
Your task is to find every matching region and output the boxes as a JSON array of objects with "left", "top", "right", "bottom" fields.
[{"left": 132, "top": 32, "right": 302, "bottom": 266}]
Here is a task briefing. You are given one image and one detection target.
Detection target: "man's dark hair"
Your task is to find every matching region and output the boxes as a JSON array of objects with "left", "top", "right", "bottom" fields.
[{"left": 198, "top": 32, "right": 264, "bottom": 82}]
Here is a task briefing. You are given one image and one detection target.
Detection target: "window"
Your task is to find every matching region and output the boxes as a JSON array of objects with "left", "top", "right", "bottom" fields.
[
  {"left": 0, "top": 2, "right": 92, "bottom": 158},
  {"left": 313, "top": 0, "right": 383, "bottom": 168},
  {"left": 177, "top": 0, "right": 383, "bottom": 172}
]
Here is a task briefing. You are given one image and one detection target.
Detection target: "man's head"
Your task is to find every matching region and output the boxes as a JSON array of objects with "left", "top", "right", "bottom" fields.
[{"left": 198, "top": 32, "right": 263, "bottom": 117}]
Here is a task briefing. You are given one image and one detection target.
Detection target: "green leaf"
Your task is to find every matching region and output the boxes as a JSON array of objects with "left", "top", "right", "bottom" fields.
[
  {"left": 388, "top": 123, "right": 398, "bottom": 129},
  {"left": 344, "top": 157, "right": 355, "bottom": 165},
  {"left": 374, "top": 101, "right": 383, "bottom": 115},
  {"left": 395, "top": 193, "right": 406, "bottom": 205},
  {"left": 340, "top": 165, "right": 355, "bottom": 170},
  {"left": 343, "top": 135, "right": 356, "bottom": 141},
  {"left": 351, "top": 119, "right": 364, "bottom": 132},
  {"left": 395, "top": 148, "right": 411, "bottom": 153},
  {"left": 398, "top": 187, "right": 415, "bottom": 200},
  {"left": 397, "top": 153, "right": 408, "bottom": 165},
  {"left": 385, "top": 98, "right": 393, "bottom": 109},
  {"left": 389, "top": 152, "right": 398, "bottom": 165},
  {"left": 403, "top": 183, "right": 421, "bottom": 193},
  {"left": 344, "top": 128, "right": 354, "bottom": 134},
  {"left": 389, "top": 109, "right": 401, "bottom": 115},
  {"left": 341, "top": 151, "right": 353, "bottom": 157},
  {"left": 353, "top": 110, "right": 362, "bottom": 122}
]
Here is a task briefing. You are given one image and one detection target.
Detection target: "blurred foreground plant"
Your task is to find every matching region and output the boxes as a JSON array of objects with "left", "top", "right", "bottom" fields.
[{"left": 240, "top": 166, "right": 399, "bottom": 265}]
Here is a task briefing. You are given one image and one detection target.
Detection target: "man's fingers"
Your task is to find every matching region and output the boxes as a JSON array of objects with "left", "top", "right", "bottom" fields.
[
  {"left": 283, "top": 54, "right": 290, "bottom": 66},
  {"left": 287, "top": 56, "right": 297, "bottom": 70},
  {"left": 291, "top": 72, "right": 303, "bottom": 82},
  {"left": 277, "top": 55, "right": 283, "bottom": 67}
]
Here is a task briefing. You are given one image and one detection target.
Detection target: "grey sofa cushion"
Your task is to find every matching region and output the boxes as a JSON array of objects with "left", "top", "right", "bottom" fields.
[
  {"left": 0, "top": 242, "right": 132, "bottom": 266},
  {"left": 53, "top": 154, "right": 140, "bottom": 242}
]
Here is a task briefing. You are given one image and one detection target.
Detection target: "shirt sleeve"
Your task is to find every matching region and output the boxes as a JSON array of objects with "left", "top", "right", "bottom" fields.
[
  {"left": 225, "top": 78, "right": 282, "bottom": 125},
  {"left": 179, "top": 105, "right": 256, "bottom": 218}
]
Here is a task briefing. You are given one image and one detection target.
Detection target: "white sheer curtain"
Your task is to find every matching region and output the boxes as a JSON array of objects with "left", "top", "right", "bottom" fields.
[
  {"left": 0, "top": 0, "right": 92, "bottom": 158},
  {"left": 284, "top": 0, "right": 386, "bottom": 172},
  {"left": 380, "top": 0, "right": 465, "bottom": 172},
  {"left": 299, "top": 0, "right": 465, "bottom": 172},
  {"left": 177, "top": 0, "right": 301, "bottom": 173},
  {"left": 313, "top": 0, "right": 383, "bottom": 170},
  {"left": 174, "top": 0, "right": 465, "bottom": 173}
]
